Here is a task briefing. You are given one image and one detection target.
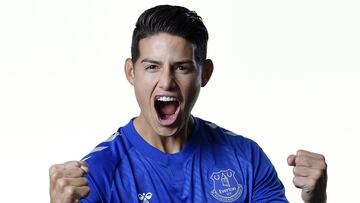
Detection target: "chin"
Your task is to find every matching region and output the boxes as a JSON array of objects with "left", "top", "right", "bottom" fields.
[{"left": 154, "top": 125, "right": 180, "bottom": 137}]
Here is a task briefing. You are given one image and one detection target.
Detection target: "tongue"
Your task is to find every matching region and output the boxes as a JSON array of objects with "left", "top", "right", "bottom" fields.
[{"left": 158, "top": 101, "right": 178, "bottom": 115}]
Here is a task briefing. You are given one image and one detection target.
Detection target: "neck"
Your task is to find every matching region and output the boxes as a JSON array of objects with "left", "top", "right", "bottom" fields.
[{"left": 133, "top": 116, "right": 194, "bottom": 154}]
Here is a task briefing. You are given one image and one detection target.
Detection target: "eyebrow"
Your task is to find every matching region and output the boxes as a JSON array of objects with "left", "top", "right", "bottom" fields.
[
  {"left": 140, "top": 59, "right": 194, "bottom": 66},
  {"left": 173, "top": 60, "right": 195, "bottom": 66},
  {"left": 140, "top": 59, "right": 161, "bottom": 65}
]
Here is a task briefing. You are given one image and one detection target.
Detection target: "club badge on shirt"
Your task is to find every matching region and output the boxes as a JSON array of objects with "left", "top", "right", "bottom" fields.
[{"left": 210, "top": 169, "right": 243, "bottom": 202}]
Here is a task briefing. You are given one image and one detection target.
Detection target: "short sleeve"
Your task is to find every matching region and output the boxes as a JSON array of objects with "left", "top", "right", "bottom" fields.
[
  {"left": 251, "top": 144, "right": 288, "bottom": 202},
  {"left": 79, "top": 171, "right": 102, "bottom": 203}
]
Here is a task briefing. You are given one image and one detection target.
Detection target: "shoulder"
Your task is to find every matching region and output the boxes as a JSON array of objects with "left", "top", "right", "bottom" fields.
[
  {"left": 198, "top": 118, "right": 262, "bottom": 155},
  {"left": 197, "top": 117, "right": 272, "bottom": 169},
  {"left": 82, "top": 130, "right": 124, "bottom": 170},
  {"left": 81, "top": 130, "right": 128, "bottom": 199}
]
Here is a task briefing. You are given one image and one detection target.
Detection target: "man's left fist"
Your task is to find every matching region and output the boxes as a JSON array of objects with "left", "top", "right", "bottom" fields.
[{"left": 288, "top": 150, "right": 327, "bottom": 203}]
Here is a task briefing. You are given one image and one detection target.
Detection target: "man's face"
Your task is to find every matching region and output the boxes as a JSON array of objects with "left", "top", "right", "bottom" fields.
[{"left": 125, "top": 33, "right": 211, "bottom": 138}]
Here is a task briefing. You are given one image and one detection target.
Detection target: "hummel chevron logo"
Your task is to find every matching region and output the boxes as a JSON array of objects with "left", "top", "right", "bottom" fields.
[{"left": 138, "top": 192, "right": 152, "bottom": 203}]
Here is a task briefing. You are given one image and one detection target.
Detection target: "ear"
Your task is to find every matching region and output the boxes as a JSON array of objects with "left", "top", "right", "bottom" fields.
[
  {"left": 201, "top": 59, "right": 214, "bottom": 87},
  {"left": 124, "top": 58, "right": 135, "bottom": 85}
]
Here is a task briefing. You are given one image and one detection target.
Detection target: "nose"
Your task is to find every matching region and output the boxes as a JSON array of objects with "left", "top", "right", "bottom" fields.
[{"left": 158, "top": 66, "right": 176, "bottom": 90}]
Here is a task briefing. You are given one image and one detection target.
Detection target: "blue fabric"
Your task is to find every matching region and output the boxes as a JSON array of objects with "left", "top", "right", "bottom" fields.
[{"left": 80, "top": 117, "right": 288, "bottom": 203}]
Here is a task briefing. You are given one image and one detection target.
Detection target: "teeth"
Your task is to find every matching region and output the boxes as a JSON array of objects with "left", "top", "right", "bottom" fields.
[{"left": 157, "top": 96, "right": 177, "bottom": 102}]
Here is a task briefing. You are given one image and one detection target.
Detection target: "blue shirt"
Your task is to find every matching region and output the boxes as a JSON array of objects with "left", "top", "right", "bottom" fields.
[{"left": 80, "top": 117, "right": 288, "bottom": 202}]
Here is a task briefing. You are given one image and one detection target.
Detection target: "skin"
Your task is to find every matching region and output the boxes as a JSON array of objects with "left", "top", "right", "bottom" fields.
[
  {"left": 49, "top": 33, "right": 327, "bottom": 202},
  {"left": 124, "top": 33, "right": 213, "bottom": 153},
  {"left": 49, "top": 161, "right": 89, "bottom": 203},
  {"left": 288, "top": 150, "right": 327, "bottom": 203}
]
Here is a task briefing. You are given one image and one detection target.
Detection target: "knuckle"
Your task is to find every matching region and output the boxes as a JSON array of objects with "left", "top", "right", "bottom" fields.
[
  {"left": 64, "top": 160, "right": 77, "bottom": 165},
  {"left": 49, "top": 164, "right": 60, "bottom": 175},
  {"left": 64, "top": 186, "right": 76, "bottom": 195},
  {"left": 295, "top": 155, "right": 305, "bottom": 164},
  {"left": 296, "top": 149, "right": 305, "bottom": 156},
  {"left": 292, "top": 176, "right": 298, "bottom": 184},
  {"left": 312, "top": 169, "right": 322, "bottom": 179},
  {"left": 57, "top": 178, "right": 68, "bottom": 189},
  {"left": 319, "top": 154, "right": 326, "bottom": 161},
  {"left": 50, "top": 171, "right": 61, "bottom": 182},
  {"left": 308, "top": 177, "right": 317, "bottom": 187},
  {"left": 319, "top": 161, "right": 327, "bottom": 170},
  {"left": 64, "top": 160, "right": 80, "bottom": 168},
  {"left": 293, "top": 166, "right": 300, "bottom": 175}
]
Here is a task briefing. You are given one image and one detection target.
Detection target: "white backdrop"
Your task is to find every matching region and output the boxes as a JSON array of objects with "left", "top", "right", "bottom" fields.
[{"left": 1, "top": 0, "right": 359, "bottom": 202}]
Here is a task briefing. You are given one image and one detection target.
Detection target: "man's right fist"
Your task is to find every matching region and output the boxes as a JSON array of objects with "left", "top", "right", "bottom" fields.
[{"left": 49, "top": 161, "right": 90, "bottom": 203}]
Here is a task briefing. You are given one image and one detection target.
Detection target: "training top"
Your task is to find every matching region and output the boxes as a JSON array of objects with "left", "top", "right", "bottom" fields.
[{"left": 80, "top": 117, "right": 288, "bottom": 203}]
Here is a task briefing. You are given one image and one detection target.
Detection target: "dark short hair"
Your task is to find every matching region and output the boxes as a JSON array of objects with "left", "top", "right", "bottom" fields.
[{"left": 131, "top": 5, "right": 209, "bottom": 66}]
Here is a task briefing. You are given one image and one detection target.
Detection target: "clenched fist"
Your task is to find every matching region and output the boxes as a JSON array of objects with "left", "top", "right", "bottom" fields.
[
  {"left": 288, "top": 150, "right": 327, "bottom": 203},
  {"left": 49, "top": 161, "right": 90, "bottom": 203}
]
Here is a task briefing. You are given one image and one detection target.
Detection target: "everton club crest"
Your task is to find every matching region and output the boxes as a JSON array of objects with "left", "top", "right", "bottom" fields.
[{"left": 210, "top": 169, "right": 243, "bottom": 202}]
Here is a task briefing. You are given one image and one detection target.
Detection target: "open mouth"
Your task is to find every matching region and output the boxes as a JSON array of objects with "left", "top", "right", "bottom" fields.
[{"left": 154, "top": 96, "right": 180, "bottom": 126}]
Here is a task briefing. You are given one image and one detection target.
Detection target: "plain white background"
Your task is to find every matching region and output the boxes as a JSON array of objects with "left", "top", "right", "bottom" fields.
[{"left": 0, "top": 0, "right": 359, "bottom": 202}]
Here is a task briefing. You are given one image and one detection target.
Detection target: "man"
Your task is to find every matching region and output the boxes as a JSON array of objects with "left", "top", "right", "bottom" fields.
[{"left": 49, "top": 5, "right": 327, "bottom": 203}]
